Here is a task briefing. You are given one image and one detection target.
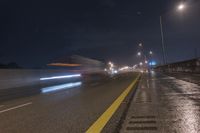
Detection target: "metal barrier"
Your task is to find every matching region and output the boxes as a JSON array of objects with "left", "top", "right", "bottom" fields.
[{"left": 155, "top": 58, "right": 200, "bottom": 73}]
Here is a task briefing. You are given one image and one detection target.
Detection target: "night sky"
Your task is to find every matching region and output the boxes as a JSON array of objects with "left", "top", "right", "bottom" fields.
[{"left": 0, "top": 0, "right": 200, "bottom": 68}]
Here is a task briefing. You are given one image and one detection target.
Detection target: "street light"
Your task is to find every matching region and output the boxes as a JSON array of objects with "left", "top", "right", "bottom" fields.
[
  {"left": 149, "top": 51, "right": 153, "bottom": 55},
  {"left": 160, "top": 16, "right": 167, "bottom": 65},
  {"left": 139, "top": 62, "right": 143, "bottom": 66},
  {"left": 108, "top": 61, "right": 114, "bottom": 69},
  {"left": 178, "top": 3, "right": 185, "bottom": 11},
  {"left": 159, "top": 2, "right": 187, "bottom": 65},
  {"left": 137, "top": 52, "right": 141, "bottom": 56}
]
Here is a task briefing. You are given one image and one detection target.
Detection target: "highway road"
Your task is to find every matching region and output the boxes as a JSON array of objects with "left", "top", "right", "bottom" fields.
[
  {"left": 0, "top": 73, "right": 138, "bottom": 133},
  {"left": 1, "top": 71, "right": 200, "bottom": 133}
]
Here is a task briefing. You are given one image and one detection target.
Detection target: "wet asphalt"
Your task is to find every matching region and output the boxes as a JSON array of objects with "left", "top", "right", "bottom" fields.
[
  {"left": 0, "top": 73, "right": 137, "bottom": 133},
  {"left": 164, "top": 72, "right": 200, "bottom": 85},
  {"left": 1, "top": 71, "right": 200, "bottom": 133},
  {"left": 121, "top": 72, "right": 200, "bottom": 133}
]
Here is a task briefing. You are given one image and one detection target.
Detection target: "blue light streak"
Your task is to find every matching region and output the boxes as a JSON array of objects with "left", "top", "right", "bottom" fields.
[
  {"left": 40, "top": 74, "right": 81, "bottom": 81},
  {"left": 41, "top": 82, "right": 82, "bottom": 93}
]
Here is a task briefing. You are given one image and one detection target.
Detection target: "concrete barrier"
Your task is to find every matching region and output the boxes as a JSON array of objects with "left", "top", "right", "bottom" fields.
[{"left": 155, "top": 58, "right": 200, "bottom": 73}]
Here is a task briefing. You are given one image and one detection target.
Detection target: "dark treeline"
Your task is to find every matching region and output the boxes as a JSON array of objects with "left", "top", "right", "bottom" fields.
[{"left": 0, "top": 62, "right": 22, "bottom": 69}]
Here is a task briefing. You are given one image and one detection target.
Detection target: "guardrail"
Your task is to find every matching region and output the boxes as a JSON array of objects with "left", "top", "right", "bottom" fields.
[{"left": 155, "top": 58, "right": 200, "bottom": 73}]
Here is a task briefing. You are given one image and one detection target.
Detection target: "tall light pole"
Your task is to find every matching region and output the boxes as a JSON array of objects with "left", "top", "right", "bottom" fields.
[
  {"left": 159, "top": 3, "right": 186, "bottom": 65},
  {"left": 160, "top": 16, "right": 167, "bottom": 65}
]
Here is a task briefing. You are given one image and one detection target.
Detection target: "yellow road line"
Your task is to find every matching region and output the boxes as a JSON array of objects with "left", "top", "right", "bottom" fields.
[{"left": 86, "top": 74, "right": 140, "bottom": 133}]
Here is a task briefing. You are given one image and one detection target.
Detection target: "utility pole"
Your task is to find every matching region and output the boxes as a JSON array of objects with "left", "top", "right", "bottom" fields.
[{"left": 160, "top": 16, "right": 167, "bottom": 65}]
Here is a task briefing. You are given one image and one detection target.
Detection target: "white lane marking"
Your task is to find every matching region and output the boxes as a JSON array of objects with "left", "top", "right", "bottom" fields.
[
  {"left": 0, "top": 105, "right": 4, "bottom": 108},
  {"left": 0, "top": 102, "right": 32, "bottom": 114}
]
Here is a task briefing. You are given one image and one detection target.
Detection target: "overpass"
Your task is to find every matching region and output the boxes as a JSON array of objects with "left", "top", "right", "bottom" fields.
[{"left": 0, "top": 59, "right": 200, "bottom": 133}]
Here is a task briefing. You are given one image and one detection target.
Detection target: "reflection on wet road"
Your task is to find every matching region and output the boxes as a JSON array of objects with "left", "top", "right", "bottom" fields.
[
  {"left": 0, "top": 72, "right": 200, "bottom": 133},
  {"left": 121, "top": 72, "right": 200, "bottom": 133},
  {"left": 153, "top": 73, "right": 200, "bottom": 133}
]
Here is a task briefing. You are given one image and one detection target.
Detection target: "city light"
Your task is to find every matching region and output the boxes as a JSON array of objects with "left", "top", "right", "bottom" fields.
[
  {"left": 139, "top": 43, "right": 142, "bottom": 47},
  {"left": 108, "top": 62, "right": 114, "bottom": 68},
  {"left": 137, "top": 52, "right": 141, "bottom": 56},
  {"left": 139, "top": 62, "right": 143, "bottom": 66},
  {"left": 108, "top": 62, "right": 114, "bottom": 70},
  {"left": 119, "top": 66, "right": 129, "bottom": 71},
  {"left": 114, "top": 70, "right": 118, "bottom": 74},
  {"left": 106, "top": 61, "right": 119, "bottom": 75},
  {"left": 145, "top": 60, "right": 148, "bottom": 64},
  {"left": 149, "top": 51, "right": 153, "bottom": 55},
  {"left": 133, "top": 65, "right": 137, "bottom": 69},
  {"left": 149, "top": 61, "right": 157, "bottom": 66},
  {"left": 178, "top": 3, "right": 185, "bottom": 11}
]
